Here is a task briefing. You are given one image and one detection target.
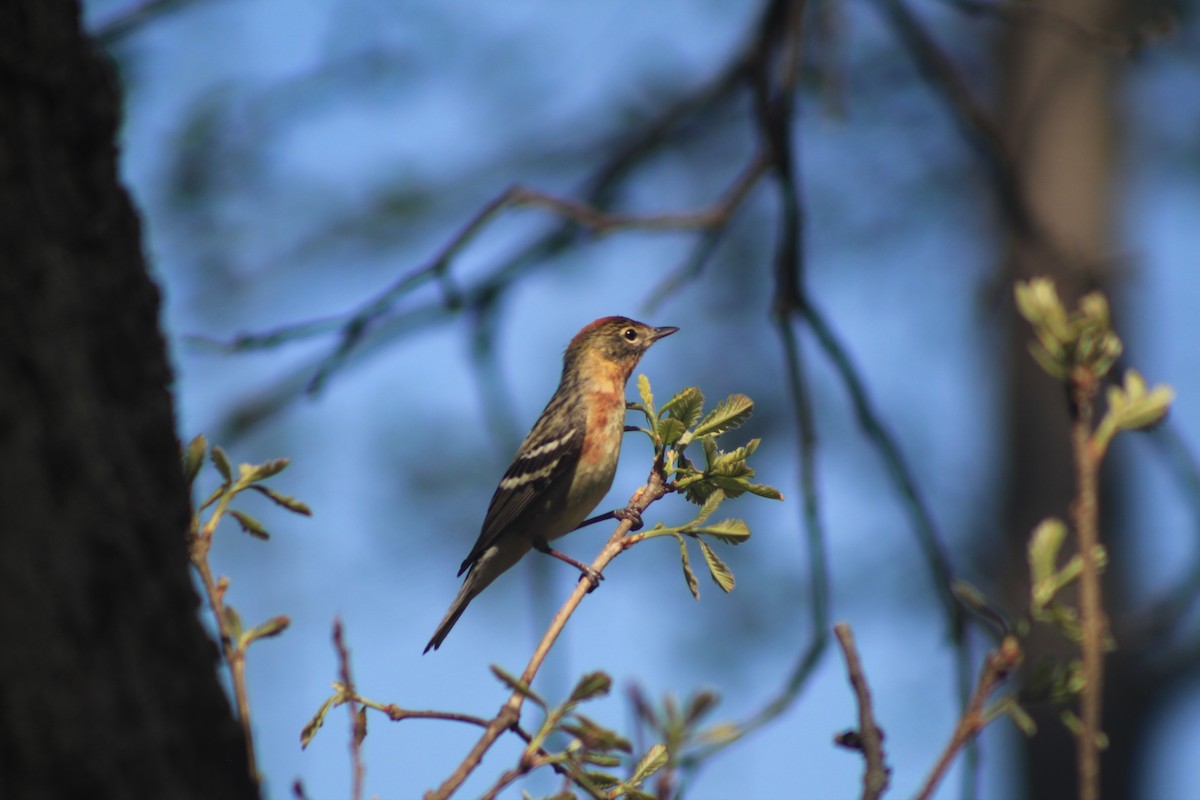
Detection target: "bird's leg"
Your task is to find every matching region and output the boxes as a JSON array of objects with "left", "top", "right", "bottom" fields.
[
  {"left": 573, "top": 510, "right": 616, "bottom": 530},
  {"left": 573, "top": 506, "right": 644, "bottom": 532},
  {"left": 533, "top": 539, "right": 603, "bottom": 591}
]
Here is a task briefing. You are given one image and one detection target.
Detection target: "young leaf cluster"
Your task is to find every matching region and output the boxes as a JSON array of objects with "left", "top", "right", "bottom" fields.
[
  {"left": 184, "top": 435, "right": 311, "bottom": 778},
  {"left": 1014, "top": 278, "right": 1122, "bottom": 384},
  {"left": 629, "top": 687, "right": 740, "bottom": 790},
  {"left": 627, "top": 377, "right": 781, "bottom": 599},
  {"left": 1015, "top": 278, "right": 1173, "bottom": 449},
  {"left": 1025, "top": 519, "right": 1111, "bottom": 644},
  {"left": 489, "top": 667, "right": 669, "bottom": 800},
  {"left": 185, "top": 435, "right": 310, "bottom": 651}
]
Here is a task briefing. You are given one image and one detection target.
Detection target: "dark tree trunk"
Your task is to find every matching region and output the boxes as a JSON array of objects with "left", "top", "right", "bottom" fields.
[{"left": 0, "top": 2, "right": 258, "bottom": 798}]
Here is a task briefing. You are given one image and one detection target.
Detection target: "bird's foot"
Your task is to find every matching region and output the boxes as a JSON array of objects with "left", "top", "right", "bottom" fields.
[
  {"left": 535, "top": 540, "right": 605, "bottom": 591},
  {"left": 613, "top": 506, "right": 644, "bottom": 532}
]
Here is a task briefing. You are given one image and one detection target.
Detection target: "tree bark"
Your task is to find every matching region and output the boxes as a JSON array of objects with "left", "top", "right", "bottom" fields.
[{"left": 0, "top": 2, "right": 258, "bottom": 798}]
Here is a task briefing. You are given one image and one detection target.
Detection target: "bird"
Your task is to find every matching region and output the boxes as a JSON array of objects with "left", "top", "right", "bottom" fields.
[{"left": 424, "top": 316, "right": 679, "bottom": 652}]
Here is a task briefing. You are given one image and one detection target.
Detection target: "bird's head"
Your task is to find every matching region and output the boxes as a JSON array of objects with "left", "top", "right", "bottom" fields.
[{"left": 563, "top": 316, "right": 679, "bottom": 384}]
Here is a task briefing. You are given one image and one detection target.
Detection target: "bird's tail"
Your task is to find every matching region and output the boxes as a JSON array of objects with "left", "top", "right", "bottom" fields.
[{"left": 424, "top": 573, "right": 479, "bottom": 653}]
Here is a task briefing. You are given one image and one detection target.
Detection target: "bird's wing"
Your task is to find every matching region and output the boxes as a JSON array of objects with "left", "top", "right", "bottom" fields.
[{"left": 457, "top": 409, "right": 583, "bottom": 575}]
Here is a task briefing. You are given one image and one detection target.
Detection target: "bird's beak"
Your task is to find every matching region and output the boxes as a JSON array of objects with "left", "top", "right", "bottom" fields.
[{"left": 650, "top": 326, "right": 680, "bottom": 342}]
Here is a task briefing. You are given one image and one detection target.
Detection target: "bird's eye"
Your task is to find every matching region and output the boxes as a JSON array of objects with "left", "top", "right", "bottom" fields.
[{"left": 623, "top": 328, "right": 638, "bottom": 342}]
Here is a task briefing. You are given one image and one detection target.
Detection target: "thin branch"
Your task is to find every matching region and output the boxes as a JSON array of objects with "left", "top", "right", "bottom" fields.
[
  {"left": 187, "top": 520, "right": 259, "bottom": 782},
  {"left": 333, "top": 620, "right": 366, "bottom": 800},
  {"left": 915, "top": 637, "right": 1023, "bottom": 800},
  {"left": 716, "top": 0, "right": 838, "bottom": 747},
  {"left": 93, "top": 0, "right": 208, "bottom": 45},
  {"left": 833, "top": 623, "right": 890, "bottom": 800},
  {"left": 425, "top": 465, "right": 671, "bottom": 800},
  {"left": 1070, "top": 379, "right": 1104, "bottom": 800},
  {"left": 203, "top": 155, "right": 770, "bottom": 411},
  {"left": 943, "top": 0, "right": 1173, "bottom": 56},
  {"left": 876, "top": 0, "right": 1051, "bottom": 254}
]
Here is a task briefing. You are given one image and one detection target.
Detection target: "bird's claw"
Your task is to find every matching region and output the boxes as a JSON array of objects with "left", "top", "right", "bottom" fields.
[
  {"left": 614, "top": 506, "right": 644, "bottom": 532},
  {"left": 578, "top": 566, "right": 604, "bottom": 592}
]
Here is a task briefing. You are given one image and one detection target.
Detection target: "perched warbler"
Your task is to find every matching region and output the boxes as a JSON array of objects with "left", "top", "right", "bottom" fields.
[{"left": 424, "top": 316, "right": 678, "bottom": 652}]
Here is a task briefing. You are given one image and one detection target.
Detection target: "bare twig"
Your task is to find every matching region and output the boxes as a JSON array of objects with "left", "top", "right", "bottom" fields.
[
  {"left": 833, "top": 623, "right": 890, "bottom": 800},
  {"left": 1070, "top": 379, "right": 1104, "bottom": 800},
  {"left": 333, "top": 620, "right": 366, "bottom": 800},
  {"left": 425, "top": 466, "right": 671, "bottom": 800},
  {"left": 94, "top": 0, "right": 208, "bottom": 44},
  {"left": 187, "top": 526, "right": 258, "bottom": 781},
  {"left": 877, "top": 0, "right": 1056, "bottom": 259},
  {"left": 915, "top": 637, "right": 1022, "bottom": 800}
]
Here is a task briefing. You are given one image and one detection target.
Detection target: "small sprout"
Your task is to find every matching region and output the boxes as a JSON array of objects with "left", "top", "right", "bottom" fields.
[
  {"left": 629, "top": 743, "right": 669, "bottom": 787},
  {"left": 490, "top": 665, "right": 546, "bottom": 708},
  {"left": 568, "top": 672, "right": 612, "bottom": 705},
  {"left": 250, "top": 484, "right": 313, "bottom": 515},
  {"left": 211, "top": 445, "right": 233, "bottom": 482},
  {"left": 637, "top": 374, "right": 656, "bottom": 421},
  {"left": 1104, "top": 369, "right": 1174, "bottom": 433},
  {"left": 301, "top": 694, "right": 339, "bottom": 749},
  {"left": 242, "top": 615, "right": 290, "bottom": 647},
  {"left": 231, "top": 509, "right": 269, "bottom": 540},
  {"left": 183, "top": 435, "right": 207, "bottom": 486}
]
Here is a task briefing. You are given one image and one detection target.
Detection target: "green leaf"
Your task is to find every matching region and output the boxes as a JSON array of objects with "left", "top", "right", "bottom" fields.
[
  {"left": 685, "top": 691, "right": 720, "bottom": 725},
  {"left": 1028, "top": 518, "right": 1066, "bottom": 582},
  {"left": 711, "top": 437, "right": 760, "bottom": 468},
  {"left": 660, "top": 387, "right": 705, "bottom": 428},
  {"left": 675, "top": 534, "right": 699, "bottom": 600},
  {"left": 230, "top": 509, "right": 269, "bottom": 540},
  {"left": 1006, "top": 701, "right": 1038, "bottom": 737},
  {"left": 690, "top": 518, "right": 750, "bottom": 545},
  {"left": 694, "top": 722, "right": 742, "bottom": 747},
  {"left": 211, "top": 445, "right": 233, "bottom": 482},
  {"left": 354, "top": 706, "right": 368, "bottom": 747},
  {"left": 747, "top": 482, "right": 783, "bottom": 500},
  {"left": 562, "top": 714, "right": 632, "bottom": 753},
  {"left": 222, "top": 605, "right": 244, "bottom": 642},
  {"left": 691, "top": 489, "right": 725, "bottom": 526},
  {"left": 242, "top": 614, "right": 290, "bottom": 646},
  {"left": 583, "top": 772, "right": 622, "bottom": 789},
  {"left": 697, "top": 540, "right": 735, "bottom": 592},
  {"left": 183, "top": 435, "right": 207, "bottom": 486},
  {"left": 656, "top": 418, "right": 687, "bottom": 446},
  {"left": 637, "top": 374, "right": 656, "bottom": 420},
  {"left": 250, "top": 484, "right": 313, "bottom": 516},
  {"left": 1060, "top": 709, "right": 1084, "bottom": 737},
  {"left": 490, "top": 665, "right": 546, "bottom": 708},
  {"left": 630, "top": 743, "right": 669, "bottom": 787},
  {"left": 580, "top": 752, "right": 622, "bottom": 767},
  {"left": 243, "top": 458, "right": 290, "bottom": 482},
  {"left": 568, "top": 672, "right": 612, "bottom": 705},
  {"left": 1107, "top": 370, "right": 1174, "bottom": 432},
  {"left": 300, "top": 693, "right": 338, "bottom": 749},
  {"left": 624, "top": 791, "right": 657, "bottom": 800},
  {"left": 690, "top": 394, "right": 753, "bottom": 441}
]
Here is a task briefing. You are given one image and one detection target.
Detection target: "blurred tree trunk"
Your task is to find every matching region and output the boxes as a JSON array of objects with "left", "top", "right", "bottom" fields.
[
  {"left": 998, "top": 1, "right": 1158, "bottom": 797},
  {"left": 0, "top": 2, "right": 257, "bottom": 798}
]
